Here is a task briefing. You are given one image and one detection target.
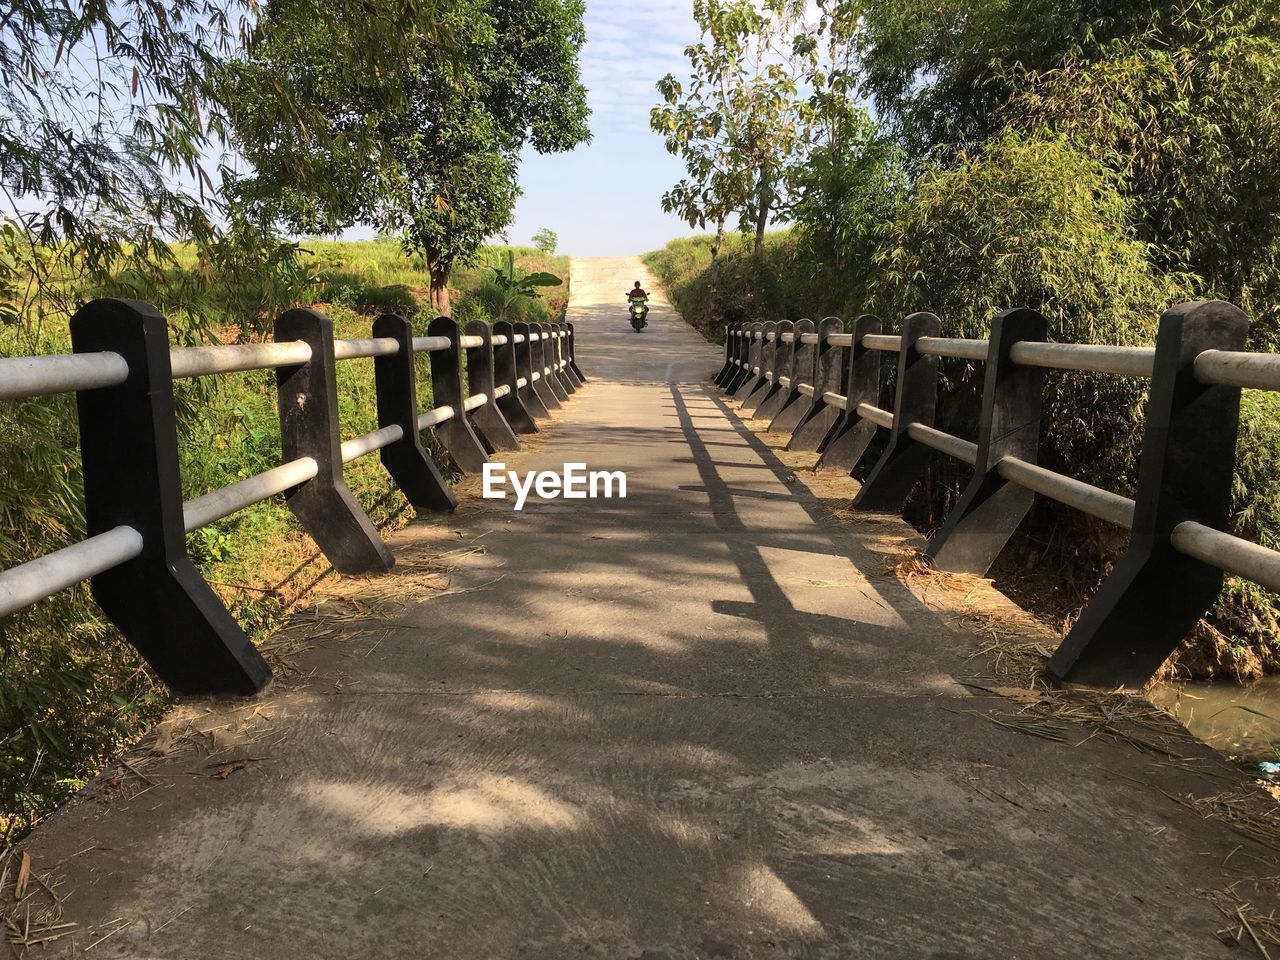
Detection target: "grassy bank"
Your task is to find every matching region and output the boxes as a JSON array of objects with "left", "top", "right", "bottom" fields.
[
  {"left": 646, "top": 231, "right": 1280, "bottom": 683},
  {"left": 0, "top": 241, "right": 568, "bottom": 839}
]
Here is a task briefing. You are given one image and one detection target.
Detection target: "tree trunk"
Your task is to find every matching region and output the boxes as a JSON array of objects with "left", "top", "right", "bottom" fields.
[
  {"left": 710, "top": 217, "right": 726, "bottom": 271},
  {"left": 428, "top": 255, "right": 452, "bottom": 316},
  {"left": 754, "top": 170, "right": 772, "bottom": 257}
]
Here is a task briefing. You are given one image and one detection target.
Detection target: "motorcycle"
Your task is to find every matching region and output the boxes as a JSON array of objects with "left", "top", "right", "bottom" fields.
[{"left": 629, "top": 298, "right": 649, "bottom": 331}]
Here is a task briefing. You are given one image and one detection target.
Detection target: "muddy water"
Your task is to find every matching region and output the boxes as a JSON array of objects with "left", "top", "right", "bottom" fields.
[{"left": 1150, "top": 676, "right": 1280, "bottom": 762}]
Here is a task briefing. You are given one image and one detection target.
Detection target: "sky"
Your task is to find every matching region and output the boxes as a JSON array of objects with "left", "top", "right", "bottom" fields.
[{"left": 501, "top": 0, "right": 708, "bottom": 257}]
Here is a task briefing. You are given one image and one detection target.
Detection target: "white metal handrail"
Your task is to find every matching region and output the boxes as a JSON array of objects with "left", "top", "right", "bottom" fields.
[
  {"left": 333, "top": 338, "right": 400, "bottom": 361},
  {"left": 997, "top": 457, "right": 1135, "bottom": 529},
  {"left": 0, "top": 526, "right": 144, "bottom": 619},
  {"left": 856, "top": 402, "right": 894, "bottom": 429},
  {"left": 917, "top": 337, "right": 989, "bottom": 362},
  {"left": 1010, "top": 342, "right": 1155, "bottom": 378},
  {"left": 862, "top": 334, "right": 903, "bottom": 352},
  {"left": 906, "top": 423, "right": 978, "bottom": 465},
  {"left": 0, "top": 352, "right": 130, "bottom": 398}
]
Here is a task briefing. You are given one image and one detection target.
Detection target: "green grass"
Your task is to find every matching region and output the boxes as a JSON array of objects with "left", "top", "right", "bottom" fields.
[{"left": 0, "top": 241, "right": 569, "bottom": 840}]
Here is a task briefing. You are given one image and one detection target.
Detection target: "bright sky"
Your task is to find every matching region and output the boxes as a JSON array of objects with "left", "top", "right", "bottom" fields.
[{"left": 503, "top": 0, "right": 707, "bottom": 257}]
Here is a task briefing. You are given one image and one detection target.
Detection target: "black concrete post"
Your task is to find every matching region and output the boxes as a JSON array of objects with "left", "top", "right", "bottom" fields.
[
  {"left": 551, "top": 323, "right": 579, "bottom": 393},
  {"left": 372, "top": 313, "right": 458, "bottom": 512},
  {"left": 492, "top": 320, "right": 539, "bottom": 434},
  {"left": 729, "top": 322, "right": 747, "bottom": 387},
  {"left": 426, "top": 315, "right": 491, "bottom": 474},
  {"left": 727, "top": 323, "right": 760, "bottom": 396},
  {"left": 537, "top": 323, "right": 571, "bottom": 403},
  {"left": 768, "top": 319, "right": 815, "bottom": 435},
  {"left": 514, "top": 322, "right": 554, "bottom": 418},
  {"left": 788, "top": 318, "right": 846, "bottom": 451},
  {"left": 732, "top": 323, "right": 765, "bottom": 400},
  {"left": 815, "top": 315, "right": 884, "bottom": 473},
  {"left": 756, "top": 320, "right": 796, "bottom": 422},
  {"left": 714, "top": 323, "right": 737, "bottom": 386},
  {"left": 566, "top": 322, "right": 587, "bottom": 382},
  {"left": 556, "top": 324, "right": 583, "bottom": 391},
  {"left": 852, "top": 312, "right": 943, "bottom": 513},
  {"left": 1049, "top": 300, "right": 1249, "bottom": 688},
  {"left": 726, "top": 323, "right": 750, "bottom": 389},
  {"left": 70, "top": 299, "right": 272, "bottom": 696},
  {"left": 926, "top": 309, "right": 1047, "bottom": 574},
  {"left": 528, "top": 324, "right": 562, "bottom": 411},
  {"left": 741, "top": 321, "right": 779, "bottom": 413},
  {"left": 276, "top": 308, "right": 394, "bottom": 574},
  {"left": 465, "top": 320, "right": 521, "bottom": 452}
]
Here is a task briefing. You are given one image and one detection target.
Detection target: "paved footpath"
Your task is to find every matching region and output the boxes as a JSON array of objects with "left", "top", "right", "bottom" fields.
[{"left": 14, "top": 257, "right": 1279, "bottom": 958}]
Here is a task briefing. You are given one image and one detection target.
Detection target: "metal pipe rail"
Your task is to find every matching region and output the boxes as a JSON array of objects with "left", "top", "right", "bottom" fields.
[
  {"left": 418, "top": 405, "right": 455, "bottom": 430},
  {"left": 183, "top": 457, "right": 320, "bottom": 533},
  {"left": 341, "top": 425, "right": 405, "bottom": 464},
  {"left": 412, "top": 335, "right": 452, "bottom": 353},
  {"left": 862, "top": 334, "right": 902, "bottom": 352},
  {"left": 1172, "top": 522, "right": 1280, "bottom": 595},
  {"left": 171, "top": 341, "right": 314, "bottom": 378},
  {"left": 1193, "top": 349, "right": 1280, "bottom": 390},
  {"left": 855, "top": 402, "right": 893, "bottom": 429},
  {"left": 714, "top": 299, "right": 1280, "bottom": 688},
  {"left": 0, "top": 352, "right": 130, "bottom": 398},
  {"left": 997, "top": 457, "right": 1135, "bottom": 529},
  {"left": 917, "top": 337, "right": 989, "bottom": 361},
  {"left": 907, "top": 423, "right": 978, "bottom": 465},
  {"left": 1009, "top": 341, "right": 1155, "bottom": 378},
  {"left": 333, "top": 337, "right": 400, "bottom": 361},
  {"left": 0, "top": 300, "right": 588, "bottom": 695},
  {"left": 0, "top": 526, "right": 144, "bottom": 619}
]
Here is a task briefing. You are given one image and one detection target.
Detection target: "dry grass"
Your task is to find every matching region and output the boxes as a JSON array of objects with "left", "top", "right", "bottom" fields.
[
  {"left": 1212, "top": 887, "right": 1280, "bottom": 950},
  {"left": 1179, "top": 787, "right": 1280, "bottom": 852},
  {"left": 0, "top": 846, "right": 74, "bottom": 949},
  {"left": 885, "top": 552, "right": 1059, "bottom": 690}
]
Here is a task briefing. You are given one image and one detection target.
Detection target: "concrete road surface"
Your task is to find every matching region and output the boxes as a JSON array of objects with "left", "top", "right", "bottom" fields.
[{"left": 13, "top": 256, "right": 1278, "bottom": 959}]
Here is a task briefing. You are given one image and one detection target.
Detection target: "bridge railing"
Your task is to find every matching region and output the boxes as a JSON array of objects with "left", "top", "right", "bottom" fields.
[
  {"left": 0, "top": 299, "right": 586, "bottom": 696},
  {"left": 714, "top": 300, "right": 1280, "bottom": 688}
]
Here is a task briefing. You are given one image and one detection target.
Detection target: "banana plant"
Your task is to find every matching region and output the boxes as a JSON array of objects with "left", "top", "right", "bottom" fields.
[{"left": 489, "top": 249, "right": 562, "bottom": 318}]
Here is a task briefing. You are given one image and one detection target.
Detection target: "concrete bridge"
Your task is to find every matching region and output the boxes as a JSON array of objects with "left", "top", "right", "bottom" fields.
[{"left": 9, "top": 258, "right": 1279, "bottom": 958}]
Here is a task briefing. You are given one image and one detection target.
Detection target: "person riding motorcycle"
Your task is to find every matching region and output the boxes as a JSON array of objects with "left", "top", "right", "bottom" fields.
[{"left": 626, "top": 282, "right": 649, "bottom": 328}]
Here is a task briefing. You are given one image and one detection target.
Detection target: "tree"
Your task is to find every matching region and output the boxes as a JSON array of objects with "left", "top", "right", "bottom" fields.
[
  {"left": 852, "top": 0, "right": 1280, "bottom": 340},
  {"left": 0, "top": 0, "right": 459, "bottom": 333},
  {"left": 786, "top": 0, "right": 906, "bottom": 297},
  {"left": 532, "top": 228, "right": 558, "bottom": 255},
  {"left": 852, "top": 0, "right": 1164, "bottom": 159},
  {"left": 1008, "top": 6, "right": 1280, "bottom": 341},
  {"left": 0, "top": 0, "right": 251, "bottom": 329},
  {"left": 229, "top": 0, "right": 590, "bottom": 313},
  {"left": 652, "top": 0, "right": 815, "bottom": 260}
]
